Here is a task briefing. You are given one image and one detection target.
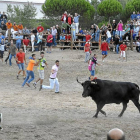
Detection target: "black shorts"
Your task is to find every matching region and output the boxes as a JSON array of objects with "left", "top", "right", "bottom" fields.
[{"left": 0, "top": 51, "right": 4, "bottom": 58}]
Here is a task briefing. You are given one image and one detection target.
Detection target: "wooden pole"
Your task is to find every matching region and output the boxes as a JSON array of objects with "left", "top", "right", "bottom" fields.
[
  {"left": 71, "top": 28, "right": 73, "bottom": 50},
  {"left": 130, "top": 30, "right": 133, "bottom": 51}
]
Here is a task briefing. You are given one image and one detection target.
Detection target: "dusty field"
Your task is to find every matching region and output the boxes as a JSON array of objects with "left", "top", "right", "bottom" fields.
[{"left": 0, "top": 48, "right": 140, "bottom": 140}]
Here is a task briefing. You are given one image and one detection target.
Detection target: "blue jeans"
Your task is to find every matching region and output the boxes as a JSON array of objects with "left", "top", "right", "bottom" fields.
[
  {"left": 112, "top": 30, "right": 116, "bottom": 37},
  {"left": 42, "top": 78, "right": 59, "bottom": 92},
  {"left": 22, "top": 70, "right": 34, "bottom": 87},
  {"left": 118, "top": 31, "right": 122, "bottom": 41},
  {"left": 9, "top": 54, "right": 16, "bottom": 66},
  {"left": 106, "top": 37, "right": 111, "bottom": 43},
  {"left": 90, "top": 70, "right": 95, "bottom": 76},
  {"left": 133, "top": 34, "right": 137, "bottom": 40},
  {"left": 91, "top": 33, "right": 95, "bottom": 41},
  {"left": 16, "top": 42, "right": 21, "bottom": 50},
  {"left": 95, "top": 32, "right": 100, "bottom": 42},
  {"left": 53, "top": 36, "right": 57, "bottom": 46},
  {"left": 116, "top": 44, "right": 119, "bottom": 54},
  {"left": 73, "top": 30, "right": 76, "bottom": 41}
]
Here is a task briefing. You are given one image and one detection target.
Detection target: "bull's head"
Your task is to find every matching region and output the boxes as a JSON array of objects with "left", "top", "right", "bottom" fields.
[{"left": 77, "top": 77, "right": 97, "bottom": 98}]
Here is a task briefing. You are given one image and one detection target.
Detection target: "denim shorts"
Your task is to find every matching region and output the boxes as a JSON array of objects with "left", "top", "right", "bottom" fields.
[
  {"left": 47, "top": 43, "right": 52, "bottom": 47},
  {"left": 18, "top": 63, "right": 25, "bottom": 70},
  {"left": 102, "top": 51, "right": 108, "bottom": 55},
  {"left": 90, "top": 70, "right": 95, "bottom": 76}
]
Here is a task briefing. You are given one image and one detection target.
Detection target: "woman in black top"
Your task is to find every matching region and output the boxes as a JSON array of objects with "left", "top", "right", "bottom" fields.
[{"left": 107, "top": 23, "right": 112, "bottom": 32}]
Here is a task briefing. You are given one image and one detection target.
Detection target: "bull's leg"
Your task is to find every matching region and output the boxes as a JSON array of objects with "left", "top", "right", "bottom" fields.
[
  {"left": 93, "top": 103, "right": 105, "bottom": 118},
  {"left": 118, "top": 102, "right": 127, "bottom": 117},
  {"left": 100, "top": 110, "right": 106, "bottom": 116},
  {"left": 131, "top": 99, "right": 140, "bottom": 112}
]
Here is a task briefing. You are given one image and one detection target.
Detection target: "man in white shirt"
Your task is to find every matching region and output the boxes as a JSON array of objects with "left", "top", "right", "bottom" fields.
[
  {"left": 106, "top": 29, "right": 112, "bottom": 44},
  {"left": 41, "top": 60, "right": 60, "bottom": 93},
  {"left": 31, "top": 32, "right": 35, "bottom": 52},
  {"left": 133, "top": 25, "right": 139, "bottom": 40},
  {"left": 51, "top": 26, "right": 57, "bottom": 47}
]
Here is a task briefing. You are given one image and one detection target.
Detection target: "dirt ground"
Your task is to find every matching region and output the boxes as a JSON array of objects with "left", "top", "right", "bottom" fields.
[{"left": 0, "top": 48, "right": 140, "bottom": 140}]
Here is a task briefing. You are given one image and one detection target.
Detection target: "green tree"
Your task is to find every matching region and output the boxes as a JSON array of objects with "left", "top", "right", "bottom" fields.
[
  {"left": 7, "top": 2, "right": 37, "bottom": 28},
  {"left": 97, "top": 0, "right": 123, "bottom": 22},
  {"left": 124, "top": 0, "right": 140, "bottom": 19},
  {"left": 42, "top": 0, "right": 95, "bottom": 21}
]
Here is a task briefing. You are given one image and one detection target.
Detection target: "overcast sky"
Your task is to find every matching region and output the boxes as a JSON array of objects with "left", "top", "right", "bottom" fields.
[{"left": 1, "top": 0, "right": 45, "bottom": 3}]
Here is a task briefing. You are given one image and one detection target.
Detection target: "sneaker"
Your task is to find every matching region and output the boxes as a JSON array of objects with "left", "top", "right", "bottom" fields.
[
  {"left": 0, "top": 113, "right": 2, "bottom": 123},
  {"left": 33, "top": 83, "right": 36, "bottom": 88},
  {"left": 17, "top": 75, "right": 19, "bottom": 79},
  {"left": 47, "top": 51, "right": 49, "bottom": 53},
  {"left": 39, "top": 85, "right": 42, "bottom": 91},
  {"left": 102, "top": 60, "right": 104, "bottom": 62},
  {"left": 26, "top": 83, "right": 30, "bottom": 87}
]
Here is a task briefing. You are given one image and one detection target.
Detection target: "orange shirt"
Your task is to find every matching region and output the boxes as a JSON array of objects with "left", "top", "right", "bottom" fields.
[
  {"left": 6, "top": 22, "right": 13, "bottom": 29},
  {"left": 18, "top": 25, "right": 23, "bottom": 30},
  {"left": 27, "top": 59, "right": 35, "bottom": 71},
  {"left": 13, "top": 25, "right": 18, "bottom": 31}
]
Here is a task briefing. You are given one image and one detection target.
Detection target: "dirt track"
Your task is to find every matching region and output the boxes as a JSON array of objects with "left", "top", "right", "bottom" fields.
[{"left": 0, "top": 48, "right": 140, "bottom": 140}]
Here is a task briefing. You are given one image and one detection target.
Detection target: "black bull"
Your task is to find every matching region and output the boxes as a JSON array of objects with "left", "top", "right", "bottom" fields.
[{"left": 77, "top": 78, "right": 140, "bottom": 118}]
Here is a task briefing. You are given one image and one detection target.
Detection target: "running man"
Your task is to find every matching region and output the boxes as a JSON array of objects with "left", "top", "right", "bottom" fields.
[
  {"left": 84, "top": 40, "right": 91, "bottom": 63},
  {"left": 16, "top": 48, "right": 27, "bottom": 79},
  {"left": 33, "top": 52, "right": 48, "bottom": 90},
  {"left": 100, "top": 40, "right": 109, "bottom": 62},
  {"left": 119, "top": 42, "right": 127, "bottom": 61},
  {"left": 22, "top": 54, "right": 40, "bottom": 87},
  {"left": 41, "top": 60, "right": 60, "bottom": 93}
]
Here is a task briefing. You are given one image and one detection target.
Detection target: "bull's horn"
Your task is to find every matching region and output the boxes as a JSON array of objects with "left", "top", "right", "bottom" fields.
[
  {"left": 91, "top": 81, "right": 97, "bottom": 84},
  {"left": 91, "top": 81, "right": 95, "bottom": 84},
  {"left": 77, "top": 77, "right": 82, "bottom": 84}
]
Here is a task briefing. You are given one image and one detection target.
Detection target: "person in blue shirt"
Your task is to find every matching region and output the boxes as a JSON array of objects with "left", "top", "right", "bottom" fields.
[
  {"left": 136, "top": 12, "right": 140, "bottom": 20},
  {"left": 74, "top": 13, "right": 80, "bottom": 34},
  {"left": 79, "top": 28, "right": 84, "bottom": 34},
  {"left": 0, "top": 33, "right": 5, "bottom": 44},
  {"left": 15, "top": 33, "right": 23, "bottom": 51},
  {"left": 60, "top": 33, "right": 65, "bottom": 46},
  {"left": 130, "top": 12, "right": 137, "bottom": 20}
]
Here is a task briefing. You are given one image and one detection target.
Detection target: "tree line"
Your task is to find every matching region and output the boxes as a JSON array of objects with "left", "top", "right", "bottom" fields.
[{"left": 7, "top": 0, "right": 140, "bottom": 29}]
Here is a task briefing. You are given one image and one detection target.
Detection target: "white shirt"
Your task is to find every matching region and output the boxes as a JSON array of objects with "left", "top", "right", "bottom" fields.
[
  {"left": 31, "top": 34, "right": 35, "bottom": 42},
  {"left": 50, "top": 64, "right": 59, "bottom": 78},
  {"left": 0, "top": 44, "right": 5, "bottom": 51},
  {"left": 106, "top": 30, "right": 111, "bottom": 38},
  {"left": 136, "top": 42, "right": 140, "bottom": 46}
]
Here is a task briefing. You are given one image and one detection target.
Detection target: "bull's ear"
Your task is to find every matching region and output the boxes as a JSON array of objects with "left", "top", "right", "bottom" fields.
[{"left": 81, "top": 83, "right": 84, "bottom": 86}]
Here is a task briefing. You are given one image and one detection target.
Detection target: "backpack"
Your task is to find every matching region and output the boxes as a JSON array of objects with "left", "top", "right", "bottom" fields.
[{"left": 88, "top": 60, "right": 94, "bottom": 71}]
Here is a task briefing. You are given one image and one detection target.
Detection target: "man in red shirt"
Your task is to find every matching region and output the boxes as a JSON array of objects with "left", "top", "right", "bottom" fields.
[
  {"left": 16, "top": 48, "right": 27, "bottom": 79},
  {"left": 66, "top": 14, "right": 73, "bottom": 34},
  {"left": 23, "top": 37, "right": 30, "bottom": 53},
  {"left": 47, "top": 31, "right": 53, "bottom": 53},
  {"left": 37, "top": 25, "right": 44, "bottom": 33},
  {"left": 85, "top": 32, "right": 91, "bottom": 42},
  {"left": 101, "top": 40, "right": 109, "bottom": 62},
  {"left": 119, "top": 42, "right": 127, "bottom": 61},
  {"left": 84, "top": 40, "right": 91, "bottom": 62}
]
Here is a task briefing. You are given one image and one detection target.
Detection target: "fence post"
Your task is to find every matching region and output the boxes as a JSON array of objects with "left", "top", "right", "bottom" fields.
[
  {"left": 130, "top": 30, "right": 133, "bottom": 51},
  {"left": 71, "top": 28, "right": 73, "bottom": 50}
]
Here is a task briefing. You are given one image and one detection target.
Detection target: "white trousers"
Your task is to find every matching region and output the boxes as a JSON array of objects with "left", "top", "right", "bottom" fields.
[
  {"left": 31, "top": 41, "right": 34, "bottom": 52},
  {"left": 42, "top": 78, "right": 59, "bottom": 92},
  {"left": 120, "top": 51, "right": 126, "bottom": 57},
  {"left": 85, "top": 52, "right": 90, "bottom": 62},
  {"left": 12, "top": 31, "right": 18, "bottom": 39},
  {"left": 75, "top": 23, "right": 79, "bottom": 34},
  {"left": 23, "top": 45, "right": 27, "bottom": 53}
]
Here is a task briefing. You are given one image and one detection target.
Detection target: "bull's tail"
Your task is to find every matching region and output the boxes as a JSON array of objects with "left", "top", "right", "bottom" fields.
[{"left": 134, "top": 84, "right": 139, "bottom": 90}]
